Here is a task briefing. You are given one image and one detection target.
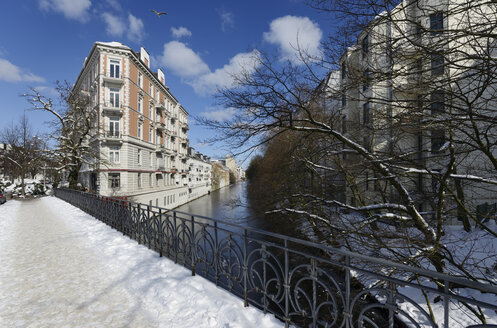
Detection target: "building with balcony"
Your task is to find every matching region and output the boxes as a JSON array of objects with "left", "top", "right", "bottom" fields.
[
  {"left": 186, "top": 147, "right": 212, "bottom": 201},
  {"left": 74, "top": 41, "right": 196, "bottom": 208},
  {"left": 336, "top": 0, "right": 497, "bottom": 220}
]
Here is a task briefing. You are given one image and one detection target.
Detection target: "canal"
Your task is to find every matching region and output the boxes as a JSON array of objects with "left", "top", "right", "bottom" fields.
[{"left": 175, "top": 181, "right": 300, "bottom": 237}]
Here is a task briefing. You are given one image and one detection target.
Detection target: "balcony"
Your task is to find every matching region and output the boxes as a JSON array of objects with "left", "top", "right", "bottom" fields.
[
  {"left": 104, "top": 131, "right": 123, "bottom": 143},
  {"left": 102, "top": 101, "right": 123, "bottom": 114},
  {"left": 156, "top": 122, "right": 166, "bottom": 131},
  {"left": 181, "top": 122, "right": 189, "bottom": 130},
  {"left": 103, "top": 72, "right": 124, "bottom": 84},
  {"left": 156, "top": 103, "right": 166, "bottom": 111},
  {"left": 155, "top": 144, "right": 165, "bottom": 152}
]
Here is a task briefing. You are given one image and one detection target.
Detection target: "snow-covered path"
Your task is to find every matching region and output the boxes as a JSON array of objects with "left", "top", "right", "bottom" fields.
[{"left": 0, "top": 197, "right": 283, "bottom": 328}]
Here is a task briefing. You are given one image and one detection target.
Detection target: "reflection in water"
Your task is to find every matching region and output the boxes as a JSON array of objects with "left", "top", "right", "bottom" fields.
[
  {"left": 176, "top": 182, "right": 261, "bottom": 228},
  {"left": 175, "top": 181, "right": 300, "bottom": 237}
]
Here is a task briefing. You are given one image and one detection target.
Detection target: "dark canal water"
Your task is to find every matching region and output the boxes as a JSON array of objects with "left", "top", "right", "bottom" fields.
[{"left": 175, "top": 181, "right": 298, "bottom": 237}]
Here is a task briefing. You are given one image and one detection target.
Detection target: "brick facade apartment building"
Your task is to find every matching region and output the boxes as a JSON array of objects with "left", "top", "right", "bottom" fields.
[{"left": 74, "top": 41, "right": 211, "bottom": 207}]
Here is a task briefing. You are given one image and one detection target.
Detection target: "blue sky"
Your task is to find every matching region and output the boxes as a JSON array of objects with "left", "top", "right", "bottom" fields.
[{"left": 0, "top": 0, "right": 332, "bottom": 166}]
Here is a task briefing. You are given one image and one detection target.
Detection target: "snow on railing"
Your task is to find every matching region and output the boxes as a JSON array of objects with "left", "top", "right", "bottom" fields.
[{"left": 53, "top": 188, "right": 497, "bottom": 328}]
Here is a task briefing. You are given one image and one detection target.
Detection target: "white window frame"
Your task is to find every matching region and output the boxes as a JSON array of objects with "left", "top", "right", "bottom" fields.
[
  {"left": 137, "top": 149, "right": 141, "bottom": 165},
  {"left": 109, "top": 59, "right": 121, "bottom": 78},
  {"left": 138, "top": 122, "right": 142, "bottom": 140},
  {"left": 138, "top": 96, "right": 143, "bottom": 114},
  {"left": 138, "top": 172, "right": 142, "bottom": 188},
  {"left": 109, "top": 146, "right": 120, "bottom": 163},
  {"left": 109, "top": 117, "right": 120, "bottom": 137}
]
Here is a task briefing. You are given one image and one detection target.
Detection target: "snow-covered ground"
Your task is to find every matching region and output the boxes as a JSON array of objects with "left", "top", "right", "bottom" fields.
[{"left": 0, "top": 197, "right": 283, "bottom": 328}]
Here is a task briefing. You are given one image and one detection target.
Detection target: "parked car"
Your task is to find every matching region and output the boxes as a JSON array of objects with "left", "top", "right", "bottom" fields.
[{"left": 0, "top": 191, "right": 6, "bottom": 205}]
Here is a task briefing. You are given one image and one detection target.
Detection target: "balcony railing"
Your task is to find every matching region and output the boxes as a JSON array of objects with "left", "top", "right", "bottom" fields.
[
  {"left": 156, "top": 103, "right": 166, "bottom": 111},
  {"left": 103, "top": 101, "right": 123, "bottom": 113},
  {"left": 53, "top": 188, "right": 497, "bottom": 328},
  {"left": 105, "top": 131, "right": 122, "bottom": 140},
  {"left": 103, "top": 72, "right": 124, "bottom": 83}
]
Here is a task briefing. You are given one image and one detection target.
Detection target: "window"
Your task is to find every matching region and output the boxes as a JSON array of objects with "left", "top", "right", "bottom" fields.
[
  {"left": 138, "top": 122, "right": 142, "bottom": 140},
  {"left": 110, "top": 59, "right": 120, "bottom": 78},
  {"left": 138, "top": 72, "right": 142, "bottom": 88},
  {"left": 363, "top": 137, "right": 371, "bottom": 152},
  {"left": 109, "top": 88, "right": 120, "bottom": 108},
  {"left": 431, "top": 130, "right": 446, "bottom": 152},
  {"left": 363, "top": 69, "right": 370, "bottom": 91},
  {"left": 430, "top": 90, "right": 444, "bottom": 114},
  {"left": 138, "top": 173, "right": 142, "bottom": 187},
  {"left": 137, "top": 149, "right": 141, "bottom": 164},
  {"left": 150, "top": 82, "right": 153, "bottom": 96},
  {"left": 149, "top": 128, "right": 153, "bottom": 143},
  {"left": 149, "top": 102, "right": 154, "bottom": 119},
  {"left": 341, "top": 94, "right": 346, "bottom": 107},
  {"left": 341, "top": 62, "right": 346, "bottom": 79},
  {"left": 149, "top": 173, "right": 153, "bottom": 187},
  {"left": 109, "top": 117, "right": 120, "bottom": 137},
  {"left": 362, "top": 34, "right": 369, "bottom": 55},
  {"left": 430, "top": 12, "right": 443, "bottom": 35},
  {"left": 109, "top": 146, "right": 120, "bottom": 163},
  {"left": 156, "top": 131, "right": 160, "bottom": 144},
  {"left": 363, "top": 102, "right": 370, "bottom": 125},
  {"left": 150, "top": 152, "right": 153, "bottom": 167},
  {"left": 108, "top": 173, "right": 120, "bottom": 188},
  {"left": 431, "top": 53, "right": 444, "bottom": 76},
  {"left": 138, "top": 96, "right": 143, "bottom": 113},
  {"left": 417, "top": 173, "right": 423, "bottom": 193},
  {"left": 365, "top": 171, "right": 369, "bottom": 190}
]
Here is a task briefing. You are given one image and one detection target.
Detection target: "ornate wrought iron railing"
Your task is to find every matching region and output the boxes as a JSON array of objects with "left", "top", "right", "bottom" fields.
[{"left": 54, "top": 188, "right": 497, "bottom": 328}]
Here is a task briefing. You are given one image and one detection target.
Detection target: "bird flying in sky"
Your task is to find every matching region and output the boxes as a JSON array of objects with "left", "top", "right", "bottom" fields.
[{"left": 151, "top": 10, "right": 167, "bottom": 17}]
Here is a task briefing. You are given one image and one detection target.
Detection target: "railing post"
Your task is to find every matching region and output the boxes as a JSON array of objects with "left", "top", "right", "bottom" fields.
[
  {"left": 147, "top": 205, "right": 151, "bottom": 249},
  {"left": 158, "top": 208, "right": 163, "bottom": 257},
  {"left": 174, "top": 211, "right": 178, "bottom": 264},
  {"left": 214, "top": 221, "right": 219, "bottom": 286},
  {"left": 284, "top": 239, "right": 290, "bottom": 328},
  {"left": 444, "top": 279, "right": 449, "bottom": 328},
  {"left": 345, "top": 255, "right": 351, "bottom": 328},
  {"left": 191, "top": 215, "right": 196, "bottom": 276},
  {"left": 137, "top": 204, "right": 142, "bottom": 244},
  {"left": 243, "top": 228, "right": 248, "bottom": 307}
]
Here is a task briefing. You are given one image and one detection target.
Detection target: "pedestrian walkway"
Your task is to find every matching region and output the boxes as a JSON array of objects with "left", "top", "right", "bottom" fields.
[{"left": 0, "top": 197, "right": 282, "bottom": 328}]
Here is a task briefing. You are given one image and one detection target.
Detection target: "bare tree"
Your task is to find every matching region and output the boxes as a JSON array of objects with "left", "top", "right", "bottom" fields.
[
  {"left": 201, "top": 0, "right": 497, "bottom": 323},
  {"left": 1, "top": 115, "right": 43, "bottom": 197},
  {"left": 24, "top": 81, "right": 99, "bottom": 189}
]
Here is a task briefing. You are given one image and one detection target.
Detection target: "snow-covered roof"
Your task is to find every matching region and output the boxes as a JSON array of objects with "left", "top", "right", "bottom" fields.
[{"left": 95, "top": 41, "right": 130, "bottom": 49}]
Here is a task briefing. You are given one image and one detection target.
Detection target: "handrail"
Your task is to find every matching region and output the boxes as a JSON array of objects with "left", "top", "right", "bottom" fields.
[{"left": 53, "top": 188, "right": 497, "bottom": 328}]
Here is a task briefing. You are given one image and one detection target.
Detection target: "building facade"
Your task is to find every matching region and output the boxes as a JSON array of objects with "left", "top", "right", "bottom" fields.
[
  {"left": 337, "top": 0, "right": 497, "bottom": 219},
  {"left": 73, "top": 41, "right": 208, "bottom": 208}
]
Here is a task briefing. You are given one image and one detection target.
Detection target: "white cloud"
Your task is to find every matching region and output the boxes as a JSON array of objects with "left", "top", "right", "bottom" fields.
[
  {"left": 34, "top": 86, "right": 58, "bottom": 96},
  {"left": 263, "top": 15, "right": 322, "bottom": 64},
  {"left": 190, "top": 50, "right": 260, "bottom": 96},
  {"left": 217, "top": 8, "right": 234, "bottom": 32},
  {"left": 101, "top": 12, "right": 125, "bottom": 37},
  {"left": 200, "top": 108, "right": 237, "bottom": 122},
  {"left": 39, "top": 0, "right": 91, "bottom": 22},
  {"left": 0, "top": 58, "right": 45, "bottom": 83},
  {"left": 159, "top": 41, "right": 210, "bottom": 78},
  {"left": 105, "top": 0, "right": 121, "bottom": 11},
  {"left": 127, "top": 14, "right": 145, "bottom": 43},
  {"left": 171, "top": 26, "right": 192, "bottom": 39}
]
